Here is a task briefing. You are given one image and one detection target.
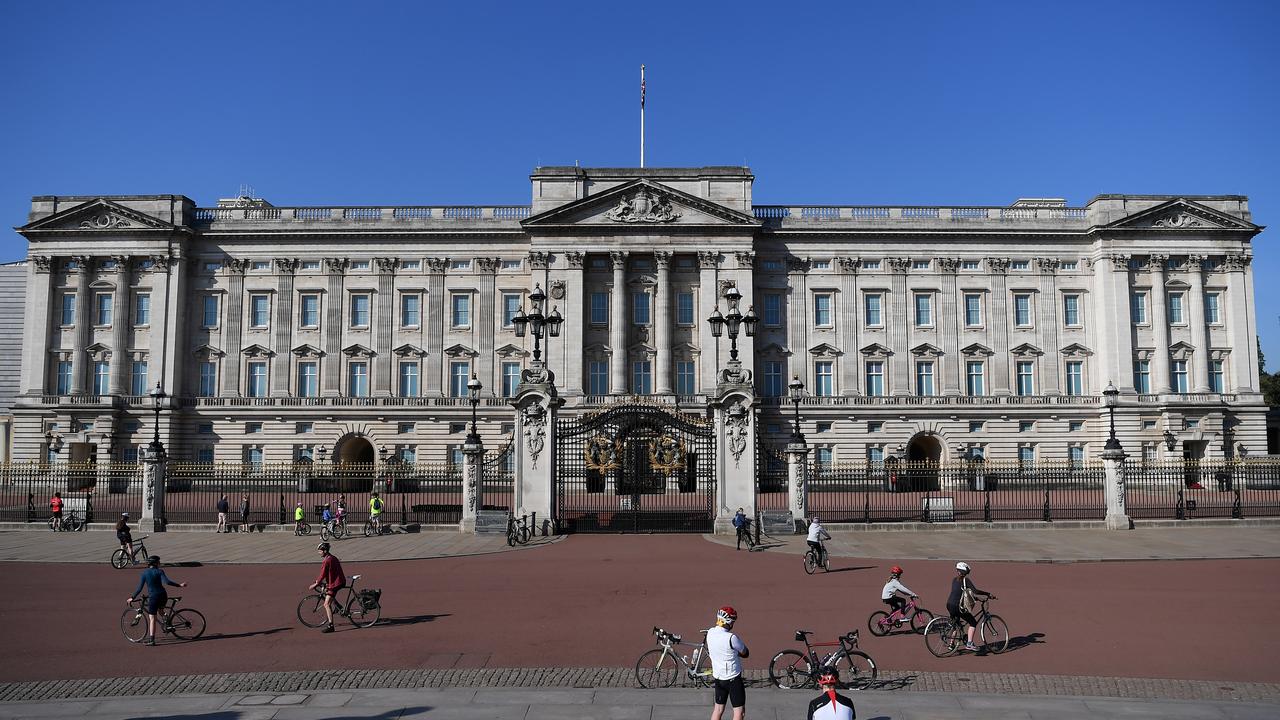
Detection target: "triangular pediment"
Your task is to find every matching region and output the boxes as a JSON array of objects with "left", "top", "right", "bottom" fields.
[
  {"left": 961, "top": 343, "right": 995, "bottom": 357},
  {"left": 443, "top": 343, "right": 477, "bottom": 358},
  {"left": 860, "top": 343, "right": 893, "bottom": 358},
  {"left": 192, "top": 344, "right": 225, "bottom": 359},
  {"left": 19, "top": 198, "right": 177, "bottom": 234},
  {"left": 85, "top": 342, "right": 112, "bottom": 360},
  {"left": 393, "top": 343, "right": 426, "bottom": 357},
  {"left": 342, "top": 343, "right": 375, "bottom": 358},
  {"left": 522, "top": 179, "right": 759, "bottom": 229},
  {"left": 1010, "top": 343, "right": 1043, "bottom": 357},
  {"left": 242, "top": 343, "right": 275, "bottom": 358},
  {"left": 757, "top": 342, "right": 791, "bottom": 357},
  {"left": 494, "top": 343, "right": 528, "bottom": 358},
  {"left": 291, "top": 343, "right": 325, "bottom": 358},
  {"left": 910, "top": 343, "right": 943, "bottom": 357},
  {"left": 1060, "top": 343, "right": 1093, "bottom": 357},
  {"left": 809, "top": 343, "right": 843, "bottom": 357},
  {"left": 1104, "top": 199, "right": 1257, "bottom": 231}
]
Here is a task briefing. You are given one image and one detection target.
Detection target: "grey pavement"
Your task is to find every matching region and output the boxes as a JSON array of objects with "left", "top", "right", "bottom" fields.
[{"left": 0, "top": 687, "right": 1276, "bottom": 720}]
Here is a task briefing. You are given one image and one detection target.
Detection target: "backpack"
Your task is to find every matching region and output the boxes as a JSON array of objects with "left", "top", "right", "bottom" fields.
[
  {"left": 959, "top": 578, "right": 977, "bottom": 613},
  {"left": 372, "top": 498, "right": 383, "bottom": 511}
]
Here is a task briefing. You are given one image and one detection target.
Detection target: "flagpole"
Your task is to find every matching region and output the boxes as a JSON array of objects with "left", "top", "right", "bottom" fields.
[{"left": 640, "top": 64, "right": 645, "bottom": 168}]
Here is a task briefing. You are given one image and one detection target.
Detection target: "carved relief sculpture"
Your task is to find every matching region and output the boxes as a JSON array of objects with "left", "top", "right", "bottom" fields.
[
  {"left": 374, "top": 256, "right": 399, "bottom": 273},
  {"left": 886, "top": 257, "right": 912, "bottom": 273},
  {"left": 565, "top": 251, "right": 584, "bottom": 268},
  {"left": 648, "top": 435, "right": 687, "bottom": 474},
  {"left": 423, "top": 257, "right": 448, "bottom": 274},
  {"left": 276, "top": 258, "right": 300, "bottom": 274},
  {"left": 31, "top": 255, "right": 52, "bottom": 273},
  {"left": 725, "top": 401, "right": 749, "bottom": 468},
  {"left": 528, "top": 252, "right": 550, "bottom": 270},
  {"left": 836, "top": 256, "right": 861, "bottom": 274},
  {"left": 1152, "top": 212, "right": 1206, "bottom": 229},
  {"left": 603, "top": 187, "right": 682, "bottom": 223},
  {"left": 325, "top": 257, "right": 351, "bottom": 274},
  {"left": 697, "top": 251, "right": 719, "bottom": 269},
  {"left": 936, "top": 257, "right": 961, "bottom": 274},
  {"left": 1035, "top": 257, "right": 1061, "bottom": 274},
  {"left": 465, "top": 458, "right": 478, "bottom": 513},
  {"left": 475, "top": 257, "right": 500, "bottom": 274},
  {"left": 585, "top": 434, "right": 623, "bottom": 472},
  {"left": 522, "top": 403, "right": 548, "bottom": 469},
  {"left": 987, "top": 257, "right": 1011, "bottom": 274},
  {"left": 80, "top": 213, "right": 131, "bottom": 230}
]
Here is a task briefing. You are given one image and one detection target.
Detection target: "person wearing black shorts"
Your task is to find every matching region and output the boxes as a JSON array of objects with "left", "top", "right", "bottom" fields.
[
  {"left": 706, "top": 606, "right": 749, "bottom": 720},
  {"left": 947, "top": 561, "right": 994, "bottom": 652}
]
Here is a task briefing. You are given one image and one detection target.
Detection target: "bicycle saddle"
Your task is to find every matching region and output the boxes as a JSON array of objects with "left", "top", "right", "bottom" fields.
[
  {"left": 795, "top": 630, "right": 813, "bottom": 641},
  {"left": 350, "top": 574, "right": 362, "bottom": 580}
]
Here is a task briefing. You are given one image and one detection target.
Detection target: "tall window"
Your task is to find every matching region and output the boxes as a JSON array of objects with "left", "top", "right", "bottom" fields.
[
  {"left": 1134, "top": 360, "right": 1151, "bottom": 394},
  {"left": 763, "top": 361, "right": 784, "bottom": 397},
  {"left": 865, "top": 361, "right": 885, "bottom": 397},
  {"left": 966, "top": 361, "right": 985, "bottom": 396},
  {"left": 1168, "top": 292, "right": 1184, "bottom": 324},
  {"left": 588, "top": 361, "right": 608, "bottom": 395},
  {"left": 133, "top": 293, "right": 151, "bottom": 326},
  {"left": 197, "top": 447, "right": 215, "bottom": 463},
  {"left": 814, "top": 294, "right": 833, "bottom": 327},
  {"left": 867, "top": 446, "right": 884, "bottom": 464},
  {"left": 247, "top": 361, "right": 267, "bottom": 397},
  {"left": 129, "top": 361, "right": 148, "bottom": 395},
  {"left": 864, "top": 294, "right": 882, "bottom": 326},
  {"left": 1068, "top": 445, "right": 1085, "bottom": 468},
  {"left": 1205, "top": 293, "right": 1221, "bottom": 324},
  {"left": 249, "top": 294, "right": 269, "bottom": 328},
  {"left": 1209, "top": 359, "right": 1225, "bottom": 393},
  {"left": 449, "top": 362, "right": 470, "bottom": 397},
  {"left": 245, "top": 446, "right": 264, "bottom": 469},
  {"left": 95, "top": 294, "right": 113, "bottom": 326},
  {"left": 1018, "top": 446, "right": 1035, "bottom": 465},
  {"left": 198, "top": 362, "right": 217, "bottom": 397},
  {"left": 816, "top": 447, "right": 834, "bottom": 470},
  {"left": 913, "top": 293, "right": 932, "bottom": 327},
  {"left": 202, "top": 295, "right": 219, "bottom": 328},
  {"left": 1171, "top": 360, "right": 1189, "bottom": 393},
  {"left": 1013, "top": 294, "right": 1032, "bottom": 327},
  {"left": 1131, "top": 292, "right": 1147, "bottom": 324},
  {"left": 632, "top": 360, "right": 652, "bottom": 394},
  {"left": 1016, "top": 361, "right": 1034, "bottom": 396},
  {"left": 501, "top": 362, "right": 520, "bottom": 398},
  {"left": 350, "top": 294, "right": 370, "bottom": 327},
  {"left": 451, "top": 294, "right": 470, "bottom": 327},
  {"left": 55, "top": 360, "right": 73, "bottom": 394},
  {"left": 348, "top": 362, "right": 369, "bottom": 397},
  {"left": 501, "top": 294, "right": 520, "bottom": 328},
  {"left": 632, "top": 292, "right": 651, "bottom": 325},
  {"left": 676, "top": 361, "right": 696, "bottom": 395},
  {"left": 1064, "top": 361, "right": 1083, "bottom": 396},
  {"left": 393, "top": 294, "right": 416, "bottom": 328},
  {"left": 1062, "top": 294, "right": 1081, "bottom": 327},
  {"left": 915, "top": 361, "right": 935, "bottom": 396},
  {"left": 763, "top": 293, "right": 782, "bottom": 326},
  {"left": 964, "top": 294, "right": 981, "bottom": 327},
  {"left": 814, "top": 361, "right": 834, "bottom": 396},
  {"left": 60, "top": 293, "right": 76, "bottom": 325},
  {"left": 589, "top": 293, "right": 608, "bottom": 325},
  {"left": 676, "top": 292, "right": 694, "bottom": 325},
  {"left": 297, "top": 361, "right": 319, "bottom": 397},
  {"left": 92, "top": 361, "right": 110, "bottom": 395},
  {"left": 399, "top": 361, "right": 419, "bottom": 397},
  {"left": 300, "top": 294, "right": 320, "bottom": 328}
]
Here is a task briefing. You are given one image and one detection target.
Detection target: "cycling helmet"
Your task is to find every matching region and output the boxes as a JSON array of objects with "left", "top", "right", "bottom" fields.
[
  {"left": 811, "top": 516, "right": 820, "bottom": 523},
  {"left": 716, "top": 606, "right": 738, "bottom": 625},
  {"left": 817, "top": 666, "right": 840, "bottom": 686},
  {"left": 317, "top": 542, "right": 331, "bottom": 552},
  {"left": 121, "top": 512, "right": 129, "bottom": 517},
  {"left": 890, "top": 565, "right": 903, "bottom": 575},
  {"left": 147, "top": 556, "right": 160, "bottom": 567},
  {"left": 956, "top": 561, "right": 970, "bottom": 573}
]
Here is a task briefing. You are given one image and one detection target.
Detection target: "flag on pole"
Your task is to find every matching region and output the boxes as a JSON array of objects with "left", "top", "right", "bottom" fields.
[{"left": 641, "top": 65, "right": 646, "bottom": 109}]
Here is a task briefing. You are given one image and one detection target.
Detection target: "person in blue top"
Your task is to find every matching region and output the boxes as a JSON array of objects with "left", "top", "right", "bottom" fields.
[
  {"left": 322, "top": 503, "right": 335, "bottom": 535},
  {"left": 127, "top": 556, "right": 187, "bottom": 646},
  {"left": 732, "top": 508, "right": 750, "bottom": 550}
]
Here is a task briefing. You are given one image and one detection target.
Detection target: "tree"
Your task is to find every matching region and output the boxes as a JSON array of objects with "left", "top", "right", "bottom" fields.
[{"left": 1258, "top": 339, "right": 1280, "bottom": 406}]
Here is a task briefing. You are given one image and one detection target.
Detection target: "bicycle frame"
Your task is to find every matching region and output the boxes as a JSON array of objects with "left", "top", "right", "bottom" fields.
[
  {"left": 797, "top": 630, "right": 857, "bottom": 669},
  {"left": 653, "top": 627, "right": 709, "bottom": 680}
]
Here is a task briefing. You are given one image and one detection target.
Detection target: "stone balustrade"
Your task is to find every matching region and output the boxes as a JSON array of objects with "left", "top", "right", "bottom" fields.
[
  {"left": 751, "top": 205, "right": 1089, "bottom": 223},
  {"left": 192, "top": 206, "right": 533, "bottom": 223}
]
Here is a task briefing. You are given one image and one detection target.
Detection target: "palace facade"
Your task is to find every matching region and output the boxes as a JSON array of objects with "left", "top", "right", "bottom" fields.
[{"left": 12, "top": 167, "right": 1266, "bottom": 471}]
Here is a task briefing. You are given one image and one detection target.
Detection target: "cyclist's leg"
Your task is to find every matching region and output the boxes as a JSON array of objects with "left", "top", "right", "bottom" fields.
[
  {"left": 886, "top": 596, "right": 905, "bottom": 620},
  {"left": 322, "top": 591, "right": 335, "bottom": 626}
]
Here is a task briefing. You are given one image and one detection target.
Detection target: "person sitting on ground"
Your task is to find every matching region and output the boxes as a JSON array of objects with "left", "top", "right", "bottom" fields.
[
  {"left": 807, "top": 666, "right": 856, "bottom": 720},
  {"left": 881, "top": 565, "right": 918, "bottom": 617}
]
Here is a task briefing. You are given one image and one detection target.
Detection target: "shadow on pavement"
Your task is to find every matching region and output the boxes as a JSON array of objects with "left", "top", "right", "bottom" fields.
[
  {"left": 1002, "top": 632, "right": 1046, "bottom": 653},
  {"left": 861, "top": 675, "right": 916, "bottom": 691},
  {"left": 196, "top": 627, "right": 292, "bottom": 642},
  {"left": 824, "top": 565, "right": 876, "bottom": 574},
  {"left": 132, "top": 709, "right": 432, "bottom": 720},
  {"left": 371, "top": 613, "right": 452, "bottom": 627},
  {"left": 170, "top": 561, "right": 204, "bottom": 568}
]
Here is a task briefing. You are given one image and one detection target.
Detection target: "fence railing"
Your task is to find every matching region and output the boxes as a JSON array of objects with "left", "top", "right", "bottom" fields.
[
  {"left": 1126, "top": 460, "right": 1280, "bottom": 520},
  {"left": 480, "top": 442, "right": 515, "bottom": 512},
  {"left": 0, "top": 462, "right": 143, "bottom": 523}
]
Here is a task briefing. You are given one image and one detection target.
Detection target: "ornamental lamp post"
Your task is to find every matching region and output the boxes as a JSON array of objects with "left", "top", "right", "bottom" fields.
[
  {"left": 788, "top": 376, "right": 806, "bottom": 444},
  {"left": 1163, "top": 429, "right": 1178, "bottom": 453},
  {"left": 511, "top": 284, "right": 563, "bottom": 367},
  {"left": 1102, "top": 381, "right": 1121, "bottom": 452},
  {"left": 147, "top": 383, "right": 167, "bottom": 461},
  {"left": 706, "top": 286, "right": 757, "bottom": 363},
  {"left": 466, "top": 374, "right": 483, "bottom": 447}
]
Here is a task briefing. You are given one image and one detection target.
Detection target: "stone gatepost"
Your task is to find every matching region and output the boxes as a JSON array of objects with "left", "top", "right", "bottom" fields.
[
  {"left": 711, "top": 360, "right": 757, "bottom": 535},
  {"left": 460, "top": 436, "right": 484, "bottom": 533},
  {"left": 140, "top": 449, "right": 166, "bottom": 533},
  {"left": 1102, "top": 446, "right": 1131, "bottom": 530},
  {"left": 786, "top": 441, "right": 810, "bottom": 533},
  {"left": 507, "top": 364, "right": 561, "bottom": 532}
]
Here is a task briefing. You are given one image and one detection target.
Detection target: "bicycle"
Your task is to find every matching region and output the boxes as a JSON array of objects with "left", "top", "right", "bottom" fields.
[
  {"left": 121, "top": 595, "right": 206, "bottom": 643},
  {"left": 768, "top": 629, "right": 877, "bottom": 690},
  {"left": 362, "top": 517, "right": 390, "bottom": 537},
  {"left": 49, "top": 510, "right": 86, "bottom": 532},
  {"left": 803, "top": 543, "right": 831, "bottom": 574},
  {"left": 507, "top": 513, "right": 531, "bottom": 547},
  {"left": 297, "top": 574, "right": 382, "bottom": 629},
  {"left": 111, "top": 536, "right": 150, "bottom": 569},
  {"left": 635, "top": 626, "right": 713, "bottom": 688},
  {"left": 868, "top": 597, "right": 934, "bottom": 636},
  {"left": 294, "top": 520, "right": 312, "bottom": 536},
  {"left": 923, "top": 597, "right": 1008, "bottom": 657},
  {"left": 320, "top": 518, "right": 348, "bottom": 541},
  {"left": 736, "top": 519, "right": 757, "bottom": 550}
]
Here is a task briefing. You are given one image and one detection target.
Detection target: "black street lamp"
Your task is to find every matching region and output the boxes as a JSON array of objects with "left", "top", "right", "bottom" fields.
[
  {"left": 706, "top": 286, "right": 757, "bottom": 363},
  {"left": 788, "top": 375, "right": 805, "bottom": 444},
  {"left": 1102, "top": 381, "right": 1122, "bottom": 452},
  {"left": 1163, "top": 429, "right": 1178, "bottom": 453},
  {"left": 147, "top": 382, "right": 167, "bottom": 461},
  {"left": 511, "top": 284, "right": 563, "bottom": 366},
  {"left": 466, "top": 374, "right": 483, "bottom": 446}
]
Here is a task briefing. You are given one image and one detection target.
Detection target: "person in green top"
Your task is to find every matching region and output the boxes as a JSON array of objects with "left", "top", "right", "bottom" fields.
[
  {"left": 293, "top": 502, "right": 305, "bottom": 535},
  {"left": 369, "top": 493, "right": 384, "bottom": 534}
]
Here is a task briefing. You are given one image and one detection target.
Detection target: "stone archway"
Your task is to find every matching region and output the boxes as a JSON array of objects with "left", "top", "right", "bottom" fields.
[
  {"left": 331, "top": 434, "right": 376, "bottom": 492},
  {"left": 903, "top": 433, "right": 944, "bottom": 492}
]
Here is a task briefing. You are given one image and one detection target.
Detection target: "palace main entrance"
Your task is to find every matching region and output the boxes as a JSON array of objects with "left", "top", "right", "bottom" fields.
[{"left": 555, "top": 404, "right": 716, "bottom": 533}]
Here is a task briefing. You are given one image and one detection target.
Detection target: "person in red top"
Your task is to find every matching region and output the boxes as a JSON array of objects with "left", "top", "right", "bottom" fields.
[
  {"left": 49, "top": 493, "right": 64, "bottom": 531},
  {"left": 309, "top": 542, "right": 346, "bottom": 633}
]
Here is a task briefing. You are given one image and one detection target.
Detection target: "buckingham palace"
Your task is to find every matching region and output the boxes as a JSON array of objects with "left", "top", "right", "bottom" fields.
[{"left": 6, "top": 166, "right": 1269, "bottom": 530}]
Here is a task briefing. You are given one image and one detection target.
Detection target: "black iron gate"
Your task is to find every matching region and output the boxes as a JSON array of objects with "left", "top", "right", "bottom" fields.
[{"left": 556, "top": 403, "right": 716, "bottom": 533}]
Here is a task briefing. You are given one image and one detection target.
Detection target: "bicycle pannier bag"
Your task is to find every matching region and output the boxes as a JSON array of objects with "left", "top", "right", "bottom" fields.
[{"left": 359, "top": 589, "right": 381, "bottom": 610}]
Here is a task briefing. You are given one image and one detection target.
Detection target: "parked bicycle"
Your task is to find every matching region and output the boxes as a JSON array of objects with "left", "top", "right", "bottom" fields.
[
  {"left": 297, "top": 574, "right": 382, "bottom": 628},
  {"left": 362, "top": 518, "right": 391, "bottom": 537},
  {"left": 49, "top": 509, "right": 86, "bottom": 532},
  {"left": 924, "top": 597, "right": 1008, "bottom": 656},
  {"left": 769, "top": 629, "right": 877, "bottom": 689},
  {"left": 803, "top": 543, "right": 831, "bottom": 574},
  {"left": 868, "top": 597, "right": 934, "bottom": 636},
  {"left": 635, "top": 626, "right": 713, "bottom": 688},
  {"left": 121, "top": 595, "right": 206, "bottom": 643},
  {"left": 736, "top": 518, "right": 757, "bottom": 550},
  {"left": 507, "top": 513, "right": 532, "bottom": 546},
  {"left": 111, "top": 536, "right": 150, "bottom": 569}
]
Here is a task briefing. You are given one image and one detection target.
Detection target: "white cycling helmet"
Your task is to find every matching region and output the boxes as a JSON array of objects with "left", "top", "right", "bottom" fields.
[
  {"left": 955, "top": 561, "right": 970, "bottom": 573},
  {"left": 811, "top": 516, "right": 820, "bottom": 523}
]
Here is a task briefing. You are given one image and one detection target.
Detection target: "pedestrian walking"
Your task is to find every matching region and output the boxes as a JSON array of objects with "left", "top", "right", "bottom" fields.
[
  {"left": 707, "top": 606, "right": 749, "bottom": 720},
  {"left": 216, "top": 495, "right": 229, "bottom": 533},
  {"left": 239, "top": 494, "right": 250, "bottom": 533},
  {"left": 49, "top": 492, "right": 64, "bottom": 531}
]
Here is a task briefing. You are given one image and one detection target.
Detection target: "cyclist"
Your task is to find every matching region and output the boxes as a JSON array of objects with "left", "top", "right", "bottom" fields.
[
  {"left": 947, "top": 562, "right": 995, "bottom": 652},
  {"left": 293, "top": 502, "right": 305, "bottom": 535},
  {"left": 49, "top": 492, "right": 63, "bottom": 531},
  {"left": 806, "top": 666, "right": 855, "bottom": 720},
  {"left": 806, "top": 516, "right": 831, "bottom": 567},
  {"left": 126, "top": 556, "right": 187, "bottom": 646},
  {"left": 335, "top": 494, "right": 348, "bottom": 532},
  {"left": 115, "top": 513, "right": 136, "bottom": 563},
  {"left": 881, "top": 565, "right": 918, "bottom": 618},
  {"left": 322, "top": 503, "right": 336, "bottom": 536},
  {"left": 309, "top": 541, "right": 346, "bottom": 633},
  {"left": 369, "top": 492, "right": 384, "bottom": 534},
  {"left": 732, "top": 508, "right": 750, "bottom": 550},
  {"left": 706, "top": 606, "right": 749, "bottom": 720}
]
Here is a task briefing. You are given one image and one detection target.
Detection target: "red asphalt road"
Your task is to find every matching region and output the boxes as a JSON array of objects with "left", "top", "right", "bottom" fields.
[{"left": 4, "top": 535, "right": 1278, "bottom": 684}]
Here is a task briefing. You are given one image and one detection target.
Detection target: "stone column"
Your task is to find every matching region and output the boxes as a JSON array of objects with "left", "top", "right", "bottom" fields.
[
  {"left": 140, "top": 452, "right": 167, "bottom": 533},
  {"left": 424, "top": 257, "right": 447, "bottom": 396},
  {"left": 1186, "top": 256, "right": 1211, "bottom": 392},
  {"left": 786, "top": 442, "right": 810, "bottom": 533},
  {"left": 698, "top": 252, "right": 720, "bottom": 393},
  {"left": 153, "top": 253, "right": 184, "bottom": 399},
  {"left": 1102, "top": 445, "right": 1130, "bottom": 530},
  {"left": 786, "top": 257, "right": 809, "bottom": 389},
  {"left": 837, "top": 257, "right": 860, "bottom": 394},
  {"left": 1096, "top": 254, "right": 1136, "bottom": 394},
  {"left": 512, "top": 380, "right": 559, "bottom": 524},
  {"left": 887, "top": 258, "right": 910, "bottom": 394},
  {"left": 654, "top": 251, "right": 673, "bottom": 395},
  {"left": 272, "top": 259, "right": 299, "bottom": 396},
  {"left": 937, "top": 258, "right": 961, "bottom": 395},
  {"left": 107, "top": 257, "right": 131, "bottom": 395},
  {"left": 319, "top": 258, "right": 348, "bottom": 396},
  {"left": 221, "top": 259, "right": 248, "bottom": 397},
  {"left": 373, "top": 257, "right": 397, "bottom": 396},
  {"left": 1224, "top": 254, "right": 1258, "bottom": 391},
  {"left": 22, "top": 256, "right": 55, "bottom": 395},
  {"left": 712, "top": 386, "right": 757, "bottom": 535},
  {"left": 460, "top": 435, "right": 484, "bottom": 533},
  {"left": 70, "top": 256, "right": 92, "bottom": 395},
  {"left": 562, "top": 252, "right": 585, "bottom": 396},
  {"left": 987, "top": 258, "right": 1011, "bottom": 394},
  {"left": 1147, "top": 255, "right": 1172, "bottom": 393},
  {"left": 475, "top": 257, "right": 498, "bottom": 395},
  {"left": 609, "top": 251, "right": 628, "bottom": 394},
  {"left": 1036, "top": 258, "right": 1061, "bottom": 394}
]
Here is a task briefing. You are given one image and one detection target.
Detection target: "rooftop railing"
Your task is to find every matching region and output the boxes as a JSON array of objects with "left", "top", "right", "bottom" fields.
[
  {"left": 751, "top": 206, "right": 1089, "bottom": 221},
  {"left": 192, "top": 206, "right": 533, "bottom": 222}
]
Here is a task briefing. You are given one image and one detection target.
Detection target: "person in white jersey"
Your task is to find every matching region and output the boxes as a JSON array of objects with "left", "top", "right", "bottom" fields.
[
  {"left": 806, "top": 516, "right": 831, "bottom": 567},
  {"left": 706, "top": 605, "right": 749, "bottom": 720},
  {"left": 806, "top": 666, "right": 856, "bottom": 719}
]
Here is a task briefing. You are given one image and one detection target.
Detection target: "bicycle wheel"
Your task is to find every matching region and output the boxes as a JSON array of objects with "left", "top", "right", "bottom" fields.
[
  {"left": 47, "top": 517, "right": 56, "bottom": 531},
  {"left": 298, "top": 522, "right": 312, "bottom": 536},
  {"left": 120, "top": 606, "right": 149, "bottom": 642},
  {"left": 690, "top": 647, "right": 714, "bottom": 688},
  {"left": 168, "top": 609, "right": 207, "bottom": 640},
  {"left": 768, "top": 649, "right": 814, "bottom": 689},
  {"left": 822, "top": 552, "right": 831, "bottom": 572},
  {"left": 634, "top": 648, "right": 679, "bottom": 688},
  {"left": 68, "top": 517, "right": 85, "bottom": 531},
  {"left": 296, "top": 594, "right": 329, "bottom": 628},
  {"left": 517, "top": 524, "right": 531, "bottom": 545},
  {"left": 867, "top": 611, "right": 890, "bottom": 637},
  {"left": 803, "top": 552, "right": 817, "bottom": 575},
  {"left": 111, "top": 549, "right": 129, "bottom": 569},
  {"left": 841, "top": 650, "right": 878, "bottom": 688},
  {"left": 343, "top": 590, "right": 380, "bottom": 628},
  {"left": 910, "top": 608, "right": 935, "bottom": 635},
  {"left": 363, "top": 521, "right": 374, "bottom": 537},
  {"left": 320, "top": 525, "right": 332, "bottom": 542},
  {"left": 924, "top": 617, "right": 961, "bottom": 658},
  {"left": 981, "top": 614, "right": 1009, "bottom": 654}
]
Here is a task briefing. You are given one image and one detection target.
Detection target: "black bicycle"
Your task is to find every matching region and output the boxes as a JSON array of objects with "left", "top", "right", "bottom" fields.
[
  {"left": 297, "top": 574, "right": 382, "bottom": 628},
  {"left": 507, "top": 513, "right": 532, "bottom": 546},
  {"left": 121, "top": 596, "right": 206, "bottom": 643},
  {"left": 769, "top": 629, "right": 877, "bottom": 689},
  {"left": 49, "top": 509, "right": 86, "bottom": 532}
]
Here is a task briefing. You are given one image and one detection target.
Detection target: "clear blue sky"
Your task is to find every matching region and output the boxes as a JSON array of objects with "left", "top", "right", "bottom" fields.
[{"left": 3, "top": 1, "right": 1279, "bottom": 365}]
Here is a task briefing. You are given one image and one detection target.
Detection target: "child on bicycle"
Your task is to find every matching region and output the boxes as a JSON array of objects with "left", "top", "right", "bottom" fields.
[
  {"left": 293, "top": 502, "right": 305, "bottom": 535},
  {"left": 321, "top": 503, "right": 336, "bottom": 536},
  {"left": 880, "top": 565, "right": 918, "bottom": 617},
  {"left": 334, "top": 496, "right": 347, "bottom": 530}
]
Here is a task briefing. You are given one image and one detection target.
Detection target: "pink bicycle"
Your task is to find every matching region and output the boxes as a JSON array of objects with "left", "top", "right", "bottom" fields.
[{"left": 867, "top": 597, "right": 934, "bottom": 636}]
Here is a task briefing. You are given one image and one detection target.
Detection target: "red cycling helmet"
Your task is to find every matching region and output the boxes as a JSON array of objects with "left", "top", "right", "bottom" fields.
[
  {"left": 890, "top": 565, "right": 903, "bottom": 575},
  {"left": 716, "top": 606, "right": 738, "bottom": 625},
  {"left": 818, "top": 666, "right": 840, "bottom": 686}
]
